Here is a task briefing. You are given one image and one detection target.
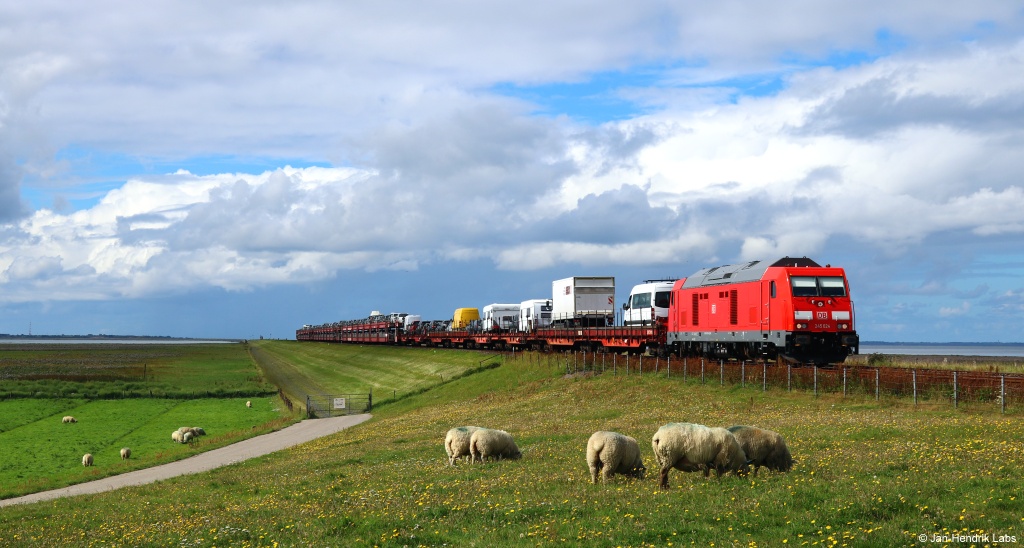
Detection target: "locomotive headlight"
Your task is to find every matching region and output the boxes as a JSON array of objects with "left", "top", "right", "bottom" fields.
[{"left": 839, "top": 323, "right": 849, "bottom": 329}]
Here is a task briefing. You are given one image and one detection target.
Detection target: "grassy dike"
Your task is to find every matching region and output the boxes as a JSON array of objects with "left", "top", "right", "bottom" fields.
[
  {"left": 247, "top": 340, "right": 495, "bottom": 410},
  {"left": 1, "top": 346, "right": 1022, "bottom": 546}
]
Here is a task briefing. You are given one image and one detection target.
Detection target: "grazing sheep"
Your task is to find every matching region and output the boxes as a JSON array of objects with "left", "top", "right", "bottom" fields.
[
  {"left": 727, "top": 425, "right": 793, "bottom": 476},
  {"left": 171, "top": 430, "right": 184, "bottom": 443},
  {"left": 192, "top": 427, "right": 206, "bottom": 436},
  {"left": 586, "top": 431, "right": 645, "bottom": 484},
  {"left": 651, "top": 423, "right": 749, "bottom": 489},
  {"left": 246, "top": 400, "right": 252, "bottom": 408},
  {"left": 82, "top": 453, "right": 93, "bottom": 467},
  {"left": 120, "top": 447, "right": 131, "bottom": 460},
  {"left": 62, "top": 416, "right": 77, "bottom": 424},
  {"left": 444, "top": 426, "right": 482, "bottom": 466},
  {"left": 183, "top": 431, "right": 194, "bottom": 443},
  {"left": 469, "top": 428, "right": 522, "bottom": 463}
]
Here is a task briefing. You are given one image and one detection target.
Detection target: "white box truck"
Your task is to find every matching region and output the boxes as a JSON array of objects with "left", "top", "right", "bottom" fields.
[{"left": 551, "top": 276, "right": 615, "bottom": 327}]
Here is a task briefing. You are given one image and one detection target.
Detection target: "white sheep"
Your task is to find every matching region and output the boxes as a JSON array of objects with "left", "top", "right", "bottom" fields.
[
  {"left": 444, "top": 426, "right": 481, "bottom": 466},
  {"left": 62, "top": 416, "right": 77, "bottom": 424},
  {"left": 171, "top": 430, "right": 184, "bottom": 443},
  {"left": 183, "top": 431, "right": 194, "bottom": 443},
  {"left": 651, "top": 423, "right": 749, "bottom": 488},
  {"left": 469, "top": 428, "right": 522, "bottom": 463},
  {"left": 120, "top": 447, "right": 131, "bottom": 460},
  {"left": 586, "top": 431, "right": 645, "bottom": 483},
  {"left": 727, "top": 425, "right": 792, "bottom": 476},
  {"left": 82, "top": 453, "right": 93, "bottom": 466},
  {"left": 246, "top": 400, "right": 252, "bottom": 408}
]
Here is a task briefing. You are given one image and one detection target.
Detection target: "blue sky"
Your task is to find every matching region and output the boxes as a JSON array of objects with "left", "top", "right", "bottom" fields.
[{"left": 2, "top": 2, "right": 1024, "bottom": 342}]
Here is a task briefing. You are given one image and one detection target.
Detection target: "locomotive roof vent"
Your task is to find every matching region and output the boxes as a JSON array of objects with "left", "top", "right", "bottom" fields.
[{"left": 770, "top": 257, "right": 820, "bottom": 268}]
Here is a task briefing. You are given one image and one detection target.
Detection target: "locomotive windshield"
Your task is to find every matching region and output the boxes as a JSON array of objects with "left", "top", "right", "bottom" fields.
[{"left": 791, "top": 276, "right": 847, "bottom": 297}]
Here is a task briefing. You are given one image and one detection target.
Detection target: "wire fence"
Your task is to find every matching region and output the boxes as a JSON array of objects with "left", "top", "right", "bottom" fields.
[
  {"left": 306, "top": 393, "right": 372, "bottom": 418},
  {"left": 505, "top": 350, "right": 1023, "bottom": 414}
]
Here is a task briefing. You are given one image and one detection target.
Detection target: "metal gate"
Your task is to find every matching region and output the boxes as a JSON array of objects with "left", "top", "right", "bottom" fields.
[{"left": 306, "top": 393, "right": 372, "bottom": 418}]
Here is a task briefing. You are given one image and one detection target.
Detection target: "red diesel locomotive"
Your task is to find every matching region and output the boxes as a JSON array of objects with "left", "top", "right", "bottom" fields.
[{"left": 667, "top": 257, "right": 858, "bottom": 364}]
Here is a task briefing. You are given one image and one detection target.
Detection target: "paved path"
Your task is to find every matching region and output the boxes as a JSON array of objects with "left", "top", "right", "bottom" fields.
[{"left": 0, "top": 414, "right": 372, "bottom": 508}]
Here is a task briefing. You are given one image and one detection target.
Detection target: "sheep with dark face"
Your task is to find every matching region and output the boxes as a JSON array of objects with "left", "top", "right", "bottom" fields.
[
  {"left": 586, "top": 431, "right": 645, "bottom": 483},
  {"left": 651, "top": 423, "right": 748, "bottom": 488},
  {"left": 444, "top": 426, "right": 482, "bottom": 466},
  {"left": 62, "top": 416, "right": 77, "bottom": 424},
  {"left": 469, "top": 428, "right": 522, "bottom": 463},
  {"left": 727, "top": 425, "right": 792, "bottom": 476}
]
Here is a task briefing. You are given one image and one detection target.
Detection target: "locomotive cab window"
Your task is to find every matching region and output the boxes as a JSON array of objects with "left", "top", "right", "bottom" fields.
[
  {"left": 819, "top": 277, "right": 846, "bottom": 297},
  {"left": 791, "top": 277, "right": 818, "bottom": 296},
  {"left": 791, "top": 276, "right": 847, "bottom": 297}
]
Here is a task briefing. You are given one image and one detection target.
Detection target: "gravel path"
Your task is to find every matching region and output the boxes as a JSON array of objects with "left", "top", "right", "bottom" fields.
[{"left": 0, "top": 413, "right": 372, "bottom": 508}]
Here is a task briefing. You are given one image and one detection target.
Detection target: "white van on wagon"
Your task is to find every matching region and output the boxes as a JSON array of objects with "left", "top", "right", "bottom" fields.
[
  {"left": 519, "top": 299, "right": 553, "bottom": 331},
  {"left": 622, "top": 279, "right": 676, "bottom": 326}
]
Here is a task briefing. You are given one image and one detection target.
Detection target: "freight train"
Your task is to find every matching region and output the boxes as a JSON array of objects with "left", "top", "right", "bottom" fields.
[{"left": 296, "top": 257, "right": 860, "bottom": 365}]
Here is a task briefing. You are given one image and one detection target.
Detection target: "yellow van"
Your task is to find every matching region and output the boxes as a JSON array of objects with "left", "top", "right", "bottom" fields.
[{"left": 451, "top": 307, "right": 480, "bottom": 330}]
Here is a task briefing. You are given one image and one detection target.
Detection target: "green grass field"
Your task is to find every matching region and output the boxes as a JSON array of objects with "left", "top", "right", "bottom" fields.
[
  {"left": 0, "top": 397, "right": 289, "bottom": 499},
  {"left": 1, "top": 343, "right": 1021, "bottom": 546},
  {"left": 0, "top": 342, "right": 275, "bottom": 398}
]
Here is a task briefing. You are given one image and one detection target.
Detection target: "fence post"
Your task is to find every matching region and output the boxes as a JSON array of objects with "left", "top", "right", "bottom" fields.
[
  {"left": 1001, "top": 375, "right": 1006, "bottom": 414},
  {"left": 953, "top": 370, "right": 958, "bottom": 409},
  {"left": 667, "top": 355, "right": 671, "bottom": 378},
  {"left": 913, "top": 369, "right": 917, "bottom": 406},
  {"left": 741, "top": 361, "right": 745, "bottom": 388},
  {"left": 787, "top": 364, "right": 792, "bottom": 392},
  {"left": 813, "top": 365, "right": 818, "bottom": 397},
  {"left": 875, "top": 368, "right": 880, "bottom": 401},
  {"left": 614, "top": 353, "right": 617, "bottom": 375},
  {"left": 306, "top": 395, "right": 311, "bottom": 419},
  {"left": 701, "top": 359, "right": 705, "bottom": 384},
  {"left": 720, "top": 360, "right": 724, "bottom": 386},
  {"left": 843, "top": 367, "right": 847, "bottom": 398},
  {"left": 639, "top": 355, "right": 643, "bottom": 377},
  {"left": 683, "top": 357, "right": 687, "bottom": 382},
  {"left": 763, "top": 363, "right": 767, "bottom": 392},
  {"left": 626, "top": 354, "right": 629, "bottom": 376}
]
